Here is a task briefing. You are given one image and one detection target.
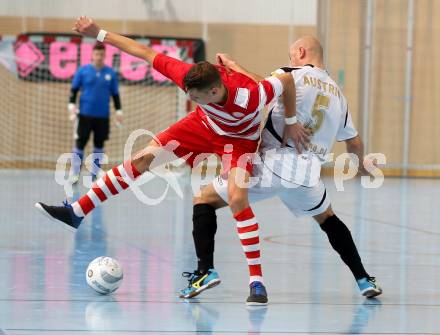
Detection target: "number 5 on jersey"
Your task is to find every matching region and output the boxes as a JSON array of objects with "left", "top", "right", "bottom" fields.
[{"left": 309, "top": 93, "right": 330, "bottom": 134}]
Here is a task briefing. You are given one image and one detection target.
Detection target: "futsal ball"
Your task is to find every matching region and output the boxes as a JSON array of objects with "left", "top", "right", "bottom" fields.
[{"left": 86, "top": 256, "right": 123, "bottom": 294}]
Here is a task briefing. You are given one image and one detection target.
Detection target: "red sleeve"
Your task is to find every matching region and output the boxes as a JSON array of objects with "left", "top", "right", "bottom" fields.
[
  {"left": 252, "top": 76, "right": 284, "bottom": 109},
  {"left": 259, "top": 80, "right": 276, "bottom": 105},
  {"left": 152, "top": 53, "right": 193, "bottom": 90},
  {"left": 245, "top": 80, "right": 275, "bottom": 112}
]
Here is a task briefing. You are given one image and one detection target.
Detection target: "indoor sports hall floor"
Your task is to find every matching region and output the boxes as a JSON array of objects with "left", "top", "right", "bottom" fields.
[{"left": 1, "top": 169, "right": 439, "bottom": 334}]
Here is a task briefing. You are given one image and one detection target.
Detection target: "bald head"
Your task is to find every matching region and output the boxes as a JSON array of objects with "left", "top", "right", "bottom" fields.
[{"left": 289, "top": 36, "right": 324, "bottom": 68}]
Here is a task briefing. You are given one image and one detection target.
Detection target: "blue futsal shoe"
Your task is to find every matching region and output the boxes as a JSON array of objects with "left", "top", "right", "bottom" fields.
[
  {"left": 246, "top": 281, "right": 268, "bottom": 306},
  {"left": 357, "top": 277, "right": 382, "bottom": 298},
  {"left": 179, "top": 269, "right": 221, "bottom": 299},
  {"left": 35, "top": 201, "right": 83, "bottom": 232}
]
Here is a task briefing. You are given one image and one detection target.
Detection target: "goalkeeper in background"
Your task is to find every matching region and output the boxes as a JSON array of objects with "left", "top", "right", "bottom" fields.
[{"left": 68, "top": 42, "right": 123, "bottom": 183}]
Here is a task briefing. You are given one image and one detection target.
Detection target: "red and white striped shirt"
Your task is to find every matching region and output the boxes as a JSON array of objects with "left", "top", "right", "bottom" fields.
[{"left": 153, "top": 54, "right": 283, "bottom": 140}]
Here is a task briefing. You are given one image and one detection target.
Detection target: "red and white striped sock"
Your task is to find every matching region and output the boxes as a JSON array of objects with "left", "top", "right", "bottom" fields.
[
  {"left": 234, "top": 206, "right": 264, "bottom": 284},
  {"left": 71, "top": 160, "right": 141, "bottom": 217}
]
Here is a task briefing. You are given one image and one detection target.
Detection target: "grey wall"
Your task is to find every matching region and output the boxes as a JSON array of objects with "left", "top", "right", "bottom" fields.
[{"left": 0, "top": 0, "right": 317, "bottom": 25}]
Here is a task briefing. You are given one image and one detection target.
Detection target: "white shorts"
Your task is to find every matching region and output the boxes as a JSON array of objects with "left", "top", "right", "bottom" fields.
[{"left": 213, "top": 163, "right": 331, "bottom": 217}]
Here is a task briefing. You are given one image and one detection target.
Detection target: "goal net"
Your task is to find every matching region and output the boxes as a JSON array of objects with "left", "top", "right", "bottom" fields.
[{"left": 0, "top": 33, "right": 204, "bottom": 170}]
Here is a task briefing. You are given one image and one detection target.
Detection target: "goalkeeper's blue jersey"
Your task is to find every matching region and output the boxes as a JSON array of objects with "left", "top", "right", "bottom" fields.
[{"left": 71, "top": 64, "right": 119, "bottom": 118}]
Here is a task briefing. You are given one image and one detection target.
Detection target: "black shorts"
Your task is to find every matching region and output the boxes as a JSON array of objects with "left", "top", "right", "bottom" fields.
[{"left": 75, "top": 115, "right": 110, "bottom": 147}]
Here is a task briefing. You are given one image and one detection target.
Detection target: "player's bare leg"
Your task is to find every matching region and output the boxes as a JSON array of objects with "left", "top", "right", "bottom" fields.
[
  {"left": 194, "top": 183, "right": 228, "bottom": 209},
  {"left": 35, "top": 139, "right": 181, "bottom": 231},
  {"left": 227, "top": 167, "right": 268, "bottom": 306},
  {"left": 314, "top": 206, "right": 382, "bottom": 298}
]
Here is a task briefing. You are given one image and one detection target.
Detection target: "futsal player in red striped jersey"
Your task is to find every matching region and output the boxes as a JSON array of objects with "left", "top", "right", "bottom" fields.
[{"left": 36, "top": 16, "right": 309, "bottom": 305}]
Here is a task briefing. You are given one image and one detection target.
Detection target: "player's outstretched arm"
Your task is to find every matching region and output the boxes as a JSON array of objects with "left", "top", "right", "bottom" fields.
[{"left": 72, "top": 16, "right": 157, "bottom": 64}]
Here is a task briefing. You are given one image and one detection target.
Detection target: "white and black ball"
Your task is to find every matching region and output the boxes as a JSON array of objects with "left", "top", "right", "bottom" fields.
[{"left": 86, "top": 257, "right": 123, "bottom": 294}]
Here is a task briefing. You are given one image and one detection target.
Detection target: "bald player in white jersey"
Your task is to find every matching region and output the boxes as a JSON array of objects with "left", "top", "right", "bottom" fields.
[{"left": 179, "top": 36, "right": 382, "bottom": 304}]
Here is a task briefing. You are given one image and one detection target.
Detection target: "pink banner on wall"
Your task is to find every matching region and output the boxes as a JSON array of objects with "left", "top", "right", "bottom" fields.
[
  {"left": 120, "top": 52, "right": 149, "bottom": 81},
  {"left": 49, "top": 41, "right": 77, "bottom": 79},
  {"left": 14, "top": 40, "right": 45, "bottom": 77},
  {"left": 80, "top": 42, "right": 93, "bottom": 66},
  {"left": 11, "top": 33, "right": 205, "bottom": 85}
]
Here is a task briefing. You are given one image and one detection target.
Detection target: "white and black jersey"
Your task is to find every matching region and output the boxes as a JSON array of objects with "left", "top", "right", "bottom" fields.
[{"left": 259, "top": 65, "right": 358, "bottom": 187}]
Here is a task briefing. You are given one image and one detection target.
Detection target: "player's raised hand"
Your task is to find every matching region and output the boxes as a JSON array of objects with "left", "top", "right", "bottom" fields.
[
  {"left": 72, "top": 16, "right": 100, "bottom": 38},
  {"left": 282, "top": 123, "right": 311, "bottom": 153}
]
